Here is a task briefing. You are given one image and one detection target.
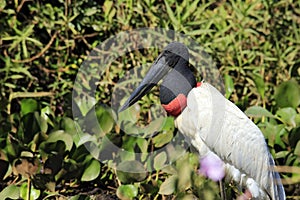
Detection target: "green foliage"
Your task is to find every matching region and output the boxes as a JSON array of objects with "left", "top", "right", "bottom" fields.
[
  {"left": 116, "top": 184, "right": 138, "bottom": 199},
  {"left": 245, "top": 79, "right": 300, "bottom": 188},
  {"left": 0, "top": 0, "right": 299, "bottom": 199},
  {"left": 275, "top": 79, "right": 300, "bottom": 109}
]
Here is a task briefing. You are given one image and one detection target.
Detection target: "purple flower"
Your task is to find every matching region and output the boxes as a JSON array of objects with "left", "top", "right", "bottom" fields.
[{"left": 198, "top": 153, "right": 225, "bottom": 181}]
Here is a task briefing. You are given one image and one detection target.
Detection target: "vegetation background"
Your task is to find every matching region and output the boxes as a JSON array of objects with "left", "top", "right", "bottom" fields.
[{"left": 0, "top": 0, "right": 300, "bottom": 199}]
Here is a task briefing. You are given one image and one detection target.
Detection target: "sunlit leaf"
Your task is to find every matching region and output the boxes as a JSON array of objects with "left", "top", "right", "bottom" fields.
[
  {"left": 152, "top": 131, "right": 173, "bottom": 148},
  {"left": 144, "top": 117, "right": 167, "bottom": 137},
  {"left": 21, "top": 98, "right": 39, "bottom": 116},
  {"left": 117, "top": 184, "right": 138, "bottom": 199},
  {"left": 81, "top": 159, "right": 101, "bottom": 181},
  {"left": 41, "top": 106, "right": 55, "bottom": 127},
  {"left": 252, "top": 73, "right": 265, "bottom": 99},
  {"left": 136, "top": 138, "right": 148, "bottom": 153},
  {"left": 154, "top": 152, "right": 167, "bottom": 170},
  {"left": 46, "top": 130, "right": 73, "bottom": 151},
  {"left": 20, "top": 182, "right": 40, "bottom": 200},
  {"left": 0, "top": 185, "right": 20, "bottom": 199},
  {"left": 224, "top": 74, "right": 234, "bottom": 99},
  {"left": 276, "top": 107, "right": 297, "bottom": 127},
  {"left": 275, "top": 79, "right": 300, "bottom": 108},
  {"left": 164, "top": 0, "right": 179, "bottom": 29},
  {"left": 158, "top": 175, "right": 177, "bottom": 195},
  {"left": 245, "top": 106, "right": 275, "bottom": 118},
  {"left": 85, "top": 7, "right": 98, "bottom": 16},
  {"left": 84, "top": 104, "right": 115, "bottom": 136},
  {"left": 294, "top": 141, "right": 300, "bottom": 157},
  {"left": 118, "top": 105, "right": 139, "bottom": 124}
]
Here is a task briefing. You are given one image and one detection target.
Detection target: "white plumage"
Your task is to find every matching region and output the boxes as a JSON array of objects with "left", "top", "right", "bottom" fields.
[
  {"left": 119, "top": 42, "right": 286, "bottom": 199},
  {"left": 175, "top": 82, "right": 285, "bottom": 200}
]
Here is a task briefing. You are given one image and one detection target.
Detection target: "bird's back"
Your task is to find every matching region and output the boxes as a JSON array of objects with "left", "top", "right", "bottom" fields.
[{"left": 175, "top": 82, "right": 285, "bottom": 199}]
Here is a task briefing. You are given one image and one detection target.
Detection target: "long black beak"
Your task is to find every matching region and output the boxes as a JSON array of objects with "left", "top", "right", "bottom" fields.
[{"left": 119, "top": 53, "right": 170, "bottom": 112}]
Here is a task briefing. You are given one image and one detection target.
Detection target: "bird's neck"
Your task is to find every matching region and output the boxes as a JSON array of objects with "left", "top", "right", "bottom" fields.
[{"left": 160, "top": 62, "right": 197, "bottom": 117}]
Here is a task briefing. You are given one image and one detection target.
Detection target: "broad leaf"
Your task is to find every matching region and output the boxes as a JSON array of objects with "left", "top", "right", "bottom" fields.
[
  {"left": 46, "top": 130, "right": 73, "bottom": 151},
  {"left": 245, "top": 106, "right": 275, "bottom": 118},
  {"left": 276, "top": 107, "right": 297, "bottom": 127},
  {"left": 81, "top": 159, "right": 101, "bottom": 181},
  {"left": 21, "top": 98, "right": 39, "bottom": 116},
  {"left": 275, "top": 79, "right": 300, "bottom": 108},
  {"left": 117, "top": 184, "right": 138, "bottom": 199},
  {"left": 116, "top": 160, "right": 147, "bottom": 183},
  {"left": 0, "top": 185, "right": 20, "bottom": 199},
  {"left": 158, "top": 175, "right": 177, "bottom": 195},
  {"left": 154, "top": 152, "right": 167, "bottom": 170}
]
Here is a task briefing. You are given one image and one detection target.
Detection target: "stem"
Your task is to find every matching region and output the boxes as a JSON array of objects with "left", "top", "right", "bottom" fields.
[
  {"left": 27, "top": 177, "right": 31, "bottom": 200},
  {"left": 219, "top": 180, "right": 226, "bottom": 200}
]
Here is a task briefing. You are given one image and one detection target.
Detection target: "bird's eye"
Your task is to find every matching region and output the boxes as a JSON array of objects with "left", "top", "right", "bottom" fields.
[{"left": 164, "top": 50, "right": 170, "bottom": 55}]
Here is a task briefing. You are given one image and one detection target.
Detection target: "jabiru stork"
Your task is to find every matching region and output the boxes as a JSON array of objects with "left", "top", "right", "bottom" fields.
[{"left": 119, "top": 42, "right": 285, "bottom": 199}]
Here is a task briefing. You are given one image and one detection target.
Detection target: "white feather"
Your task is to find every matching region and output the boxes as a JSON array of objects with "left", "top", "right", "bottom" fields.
[{"left": 175, "top": 82, "right": 285, "bottom": 200}]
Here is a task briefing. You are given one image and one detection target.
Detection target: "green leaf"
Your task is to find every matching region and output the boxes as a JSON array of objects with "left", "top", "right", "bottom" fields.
[
  {"left": 245, "top": 106, "right": 275, "bottom": 118},
  {"left": 136, "top": 138, "right": 148, "bottom": 162},
  {"left": 144, "top": 117, "right": 167, "bottom": 137},
  {"left": 96, "top": 105, "right": 114, "bottom": 134},
  {"left": 0, "top": 185, "right": 20, "bottom": 199},
  {"left": 4, "top": 82, "right": 16, "bottom": 88},
  {"left": 84, "top": 104, "right": 115, "bottom": 136},
  {"left": 41, "top": 106, "right": 54, "bottom": 127},
  {"left": 0, "top": 0, "right": 6, "bottom": 10},
  {"left": 275, "top": 79, "right": 300, "bottom": 108},
  {"left": 116, "top": 185, "right": 138, "bottom": 200},
  {"left": 85, "top": 7, "right": 98, "bottom": 16},
  {"left": 262, "top": 122, "right": 287, "bottom": 148},
  {"left": 294, "top": 141, "right": 300, "bottom": 157},
  {"left": 182, "top": 0, "right": 201, "bottom": 21},
  {"left": 69, "top": 194, "right": 90, "bottom": 200},
  {"left": 276, "top": 107, "right": 297, "bottom": 127},
  {"left": 103, "top": 0, "right": 113, "bottom": 18},
  {"left": 154, "top": 152, "right": 167, "bottom": 170},
  {"left": 120, "top": 152, "right": 136, "bottom": 162},
  {"left": 46, "top": 130, "right": 73, "bottom": 151},
  {"left": 116, "top": 160, "right": 147, "bottom": 183},
  {"left": 152, "top": 131, "right": 173, "bottom": 148},
  {"left": 161, "top": 117, "right": 175, "bottom": 131},
  {"left": 136, "top": 138, "right": 148, "bottom": 153},
  {"left": 10, "top": 66, "right": 33, "bottom": 79},
  {"left": 61, "top": 117, "right": 77, "bottom": 137},
  {"left": 81, "top": 159, "right": 101, "bottom": 182},
  {"left": 158, "top": 175, "right": 177, "bottom": 195},
  {"left": 10, "top": 74, "right": 24, "bottom": 79},
  {"left": 21, "top": 98, "right": 39, "bottom": 115},
  {"left": 252, "top": 73, "right": 265, "bottom": 99},
  {"left": 164, "top": 0, "right": 179, "bottom": 29},
  {"left": 20, "top": 182, "right": 40, "bottom": 200},
  {"left": 118, "top": 105, "right": 139, "bottom": 124},
  {"left": 36, "top": 112, "right": 48, "bottom": 134},
  {"left": 224, "top": 74, "right": 234, "bottom": 99}
]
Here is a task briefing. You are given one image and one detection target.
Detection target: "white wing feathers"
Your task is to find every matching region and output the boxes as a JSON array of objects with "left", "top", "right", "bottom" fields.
[{"left": 175, "top": 82, "right": 285, "bottom": 200}]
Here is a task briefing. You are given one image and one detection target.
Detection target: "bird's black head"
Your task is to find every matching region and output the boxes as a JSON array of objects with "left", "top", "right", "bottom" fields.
[
  {"left": 162, "top": 42, "right": 189, "bottom": 68},
  {"left": 119, "top": 42, "right": 195, "bottom": 112}
]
